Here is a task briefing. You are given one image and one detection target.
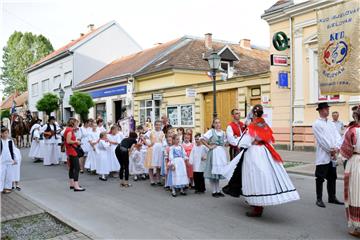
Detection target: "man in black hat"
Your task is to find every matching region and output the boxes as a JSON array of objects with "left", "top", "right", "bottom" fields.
[{"left": 312, "top": 102, "right": 343, "bottom": 208}]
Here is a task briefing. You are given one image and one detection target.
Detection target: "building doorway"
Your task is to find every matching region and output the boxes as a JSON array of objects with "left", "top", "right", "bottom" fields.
[
  {"left": 114, "top": 100, "right": 123, "bottom": 123},
  {"left": 95, "top": 103, "right": 106, "bottom": 123},
  {"left": 204, "top": 89, "right": 237, "bottom": 131}
]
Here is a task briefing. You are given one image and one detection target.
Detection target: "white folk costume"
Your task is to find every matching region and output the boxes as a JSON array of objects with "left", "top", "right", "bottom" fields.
[
  {"left": 107, "top": 133, "right": 122, "bottom": 172},
  {"left": 226, "top": 121, "right": 245, "bottom": 159},
  {"left": 189, "top": 145, "right": 208, "bottom": 192},
  {"left": 97, "top": 126, "right": 106, "bottom": 134},
  {"left": 222, "top": 118, "right": 300, "bottom": 206},
  {"left": 29, "top": 124, "right": 42, "bottom": 159},
  {"left": 144, "top": 130, "right": 165, "bottom": 169},
  {"left": 202, "top": 129, "right": 228, "bottom": 180},
  {"left": 85, "top": 131, "right": 99, "bottom": 171},
  {"left": 96, "top": 139, "right": 111, "bottom": 175},
  {"left": 339, "top": 123, "right": 360, "bottom": 233},
  {"left": 40, "top": 123, "right": 60, "bottom": 165},
  {"left": 312, "top": 117, "right": 342, "bottom": 204},
  {"left": 168, "top": 145, "right": 189, "bottom": 188},
  {"left": 1, "top": 138, "right": 21, "bottom": 191},
  {"left": 79, "top": 126, "right": 91, "bottom": 156},
  {"left": 130, "top": 149, "right": 146, "bottom": 175}
]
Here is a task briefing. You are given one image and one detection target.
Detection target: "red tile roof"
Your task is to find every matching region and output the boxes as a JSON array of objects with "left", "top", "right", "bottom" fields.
[
  {"left": 1, "top": 91, "right": 28, "bottom": 109},
  {"left": 78, "top": 36, "right": 270, "bottom": 88},
  {"left": 27, "top": 26, "right": 101, "bottom": 72}
]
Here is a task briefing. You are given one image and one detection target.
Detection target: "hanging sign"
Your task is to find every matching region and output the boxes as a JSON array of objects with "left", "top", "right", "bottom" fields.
[
  {"left": 317, "top": 0, "right": 360, "bottom": 94},
  {"left": 270, "top": 54, "right": 288, "bottom": 66},
  {"left": 272, "top": 31, "right": 290, "bottom": 51}
]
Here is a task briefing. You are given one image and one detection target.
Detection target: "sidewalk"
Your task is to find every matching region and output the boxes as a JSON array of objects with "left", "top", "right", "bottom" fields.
[
  {"left": 1, "top": 192, "right": 91, "bottom": 240},
  {"left": 278, "top": 150, "right": 344, "bottom": 179}
]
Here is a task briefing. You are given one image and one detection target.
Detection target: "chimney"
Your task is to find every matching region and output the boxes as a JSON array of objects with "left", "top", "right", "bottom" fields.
[
  {"left": 239, "top": 39, "right": 251, "bottom": 49},
  {"left": 87, "top": 24, "right": 95, "bottom": 31},
  {"left": 205, "top": 33, "right": 213, "bottom": 50}
]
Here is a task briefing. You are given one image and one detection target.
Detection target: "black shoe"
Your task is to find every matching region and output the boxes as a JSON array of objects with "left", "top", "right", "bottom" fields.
[
  {"left": 217, "top": 192, "right": 225, "bottom": 197},
  {"left": 171, "top": 192, "right": 177, "bottom": 197},
  {"left": 157, "top": 182, "right": 163, "bottom": 186},
  {"left": 74, "top": 188, "right": 86, "bottom": 192},
  {"left": 316, "top": 200, "right": 326, "bottom": 208},
  {"left": 212, "top": 193, "right": 220, "bottom": 198},
  {"left": 99, "top": 177, "right": 107, "bottom": 181},
  {"left": 70, "top": 186, "right": 74, "bottom": 189},
  {"left": 150, "top": 182, "right": 156, "bottom": 186},
  {"left": 80, "top": 170, "right": 84, "bottom": 174},
  {"left": 328, "top": 198, "right": 344, "bottom": 205},
  {"left": 180, "top": 191, "right": 187, "bottom": 196}
]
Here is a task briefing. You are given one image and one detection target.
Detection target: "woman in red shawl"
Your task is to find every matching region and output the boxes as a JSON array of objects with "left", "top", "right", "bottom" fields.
[
  {"left": 338, "top": 105, "right": 360, "bottom": 237},
  {"left": 222, "top": 104, "right": 299, "bottom": 217}
]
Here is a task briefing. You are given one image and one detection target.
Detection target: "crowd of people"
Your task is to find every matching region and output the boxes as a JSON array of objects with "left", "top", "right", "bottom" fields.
[{"left": 1, "top": 102, "right": 359, "bottom": 236}]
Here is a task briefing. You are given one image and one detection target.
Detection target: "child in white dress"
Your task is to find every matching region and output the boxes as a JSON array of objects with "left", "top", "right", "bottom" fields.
[
  {"left": 1, "top": 127, "right": 21, "bottom": 193},
  {"left": 168, "top": 134, "right": 189, "bottom": 197},
  {"left": 85, "top": 123, "right": 99, "bottom": 172},
  {"left": 129, "top": 143, "right": 146, "bottom": 180},
  {"left": 201, "top": 118, "right": 228, "bottom": 198},
  {"left": 107, "top": 125, "right": 122, "bottom": 174},
  {"left": 29, "top": 123, "right": 42, "bottom": 161},
  {"left": 96, "top": 132, "right": 111, "bottom": 181}
]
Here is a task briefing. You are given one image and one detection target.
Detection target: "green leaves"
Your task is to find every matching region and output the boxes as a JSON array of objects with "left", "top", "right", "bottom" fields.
[
  {"left": 36, "top": 93, "right": 59, "bottom": 116},
  {"left": 69, "top": 92, "right": 94, "bottom": 121},
  {"left": 1, "top": 31, "right": 54, "bottom": 96},
  {"left": 0, "top": 109, "right": 11, "bottom": 120}
]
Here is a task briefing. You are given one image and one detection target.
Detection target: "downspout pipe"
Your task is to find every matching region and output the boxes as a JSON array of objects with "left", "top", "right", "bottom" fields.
[{"left": 289, "top": 16, "right": 294, "bottom": 151}]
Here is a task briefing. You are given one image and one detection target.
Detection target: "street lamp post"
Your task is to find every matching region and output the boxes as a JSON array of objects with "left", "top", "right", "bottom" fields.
[
  {"left": 59, "top": 87, "right": 65, "bottom": 124},
  {"left": 206, "top": 52, "right": 221, "bottom": 119}
]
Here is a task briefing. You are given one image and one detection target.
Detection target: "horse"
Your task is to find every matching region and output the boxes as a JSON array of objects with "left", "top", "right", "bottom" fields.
[{"left": 11, "top": 115, "right": 32, "bottom": 148}]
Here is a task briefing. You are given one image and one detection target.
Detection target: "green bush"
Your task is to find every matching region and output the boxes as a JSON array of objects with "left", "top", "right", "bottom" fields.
[
  {"left": 36, "top": 93, "right": 59, "bottom": 116},
  {"left": 69, "top": 92, "right": 94, "bottom": 122},
  {"left": 0, "top": 109, "right": 11, "bottom": 120}
]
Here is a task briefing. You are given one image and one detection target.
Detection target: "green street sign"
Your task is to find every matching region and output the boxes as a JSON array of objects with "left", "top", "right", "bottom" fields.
[{"left": 273, "top": 31, "right": 290, "bottom": 51}]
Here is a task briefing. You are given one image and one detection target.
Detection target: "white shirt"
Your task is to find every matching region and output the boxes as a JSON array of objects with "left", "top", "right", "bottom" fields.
[
  {"left": 332, "top": 120, "right": 344, "bottom": 136},
  {"left": 1, "top": 139, "right": 14, "bottom": 164},
  {"left": 226, "top": 122, "right": 243, "bottom": 147},
  {"left": 40, "top": 123, "right": 60, "bottom": 144},
  {"left": 202, "top": 129, "right": 228, "bottom": 144},
  {"left": 189, "top": 145, "right": 208, "bottom": 172},
  {"left": 312, "top": 118, "right": 342, "bottom": 165}
]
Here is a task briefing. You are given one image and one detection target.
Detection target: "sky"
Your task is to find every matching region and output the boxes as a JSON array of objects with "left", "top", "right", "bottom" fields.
[{"left": 0, "top": 0, "right": 276, "bottom": 95}]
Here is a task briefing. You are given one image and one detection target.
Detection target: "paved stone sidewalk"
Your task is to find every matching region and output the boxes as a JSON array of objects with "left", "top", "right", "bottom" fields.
[
  {"left": 1, "top": 191, "right": 44, "bottom": 221},
  {"left": 1, "top": 192, "right": 92, "bottom": 240}
]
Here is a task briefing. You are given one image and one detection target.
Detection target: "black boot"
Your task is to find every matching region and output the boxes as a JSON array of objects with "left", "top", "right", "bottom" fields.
[
  {"left": 327, "top": 180, "right": 344, "bottom": 205},
  {"left": 316, "top": 180, "right": 325, "bottom": 208}
]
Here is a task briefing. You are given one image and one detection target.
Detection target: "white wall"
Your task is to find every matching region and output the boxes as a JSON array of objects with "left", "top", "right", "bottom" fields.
[
  {"left": 72, "top": 24, "right": 142, "bottom": 86},
  {"left": 27, "top": 55, "right": 73, "bottom": 119}
]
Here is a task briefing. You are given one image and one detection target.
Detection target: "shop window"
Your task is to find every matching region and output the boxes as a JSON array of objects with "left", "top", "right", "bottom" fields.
[
  {"left": 139, "top": 100, "right": 161, "bottom": 125},
  {"left": 167, "top": 105, "right": 194, "bottom": 127},
  {"left": 95, "top": 103, "right": 106, "bottom": 123}
]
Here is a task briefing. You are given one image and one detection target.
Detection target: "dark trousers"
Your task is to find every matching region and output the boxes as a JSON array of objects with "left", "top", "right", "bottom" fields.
[
  {"left": 315, "top": 161, "right": 337, "bottom": 201},
  {"left": 229, "top": 146, "right": 240, "bottom": 160},
  {"left": 115, "top": 146, "right": 129, "bottom": 181},
  {"left": 68, "top": 155, "right": 80, "bottom": 181},
  {"left": 193, "top": 172, "right": 205, "bottom": 192}
]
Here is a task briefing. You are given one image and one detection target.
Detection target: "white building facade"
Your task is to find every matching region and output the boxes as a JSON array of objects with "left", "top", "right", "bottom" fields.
[{"left": 26, "top": 21, "right": 142, "bottom": 121}]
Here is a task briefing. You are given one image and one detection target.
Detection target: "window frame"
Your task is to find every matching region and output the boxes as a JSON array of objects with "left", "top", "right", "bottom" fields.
[
  {"left": 166, "top": 104, "right": 195, "bottom": 127},
  {"left": 31, "top": 83, "right": 39, "bottom": 97},
  {"left": 41, "top": 79, "right": 49, "bottom": 93},
  {"left": 139, "top": 99, "right": 161, "bottom": 125}
]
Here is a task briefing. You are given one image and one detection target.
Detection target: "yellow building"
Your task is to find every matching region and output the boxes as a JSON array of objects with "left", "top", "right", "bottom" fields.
[
  {"left": 262, "top": 0, "right": 360, "bottom": 150},
  {"left": 77, "top": 35, "right": 270, "bottom": 133},
  {"left": 133, "top": 35, "right": 270, "bottom": 133}
]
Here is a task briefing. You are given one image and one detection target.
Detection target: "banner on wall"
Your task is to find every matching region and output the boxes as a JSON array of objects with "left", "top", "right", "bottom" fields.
[{"left": 317, "top": 0, "right": 360, "bottom": 94}]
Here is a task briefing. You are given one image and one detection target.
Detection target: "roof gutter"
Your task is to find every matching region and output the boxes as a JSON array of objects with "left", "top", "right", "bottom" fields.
[
  {"left": 74, "top": 73, "right": 132, "bottom": 90},
  {"left": 25, "top": 50, "right": 71, "bottom": 73}
]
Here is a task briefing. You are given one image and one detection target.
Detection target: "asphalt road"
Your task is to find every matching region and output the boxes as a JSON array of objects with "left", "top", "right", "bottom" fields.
[{"left": 18, "top": 148, "right": 354, "bottom": 240}]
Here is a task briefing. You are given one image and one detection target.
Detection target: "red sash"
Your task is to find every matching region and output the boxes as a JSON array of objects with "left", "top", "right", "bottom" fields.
[{"left": 248, "top": 118, "right": 283, "bottom": 163}]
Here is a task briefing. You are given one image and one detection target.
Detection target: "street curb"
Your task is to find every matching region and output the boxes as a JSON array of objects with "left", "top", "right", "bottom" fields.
[
  {"left": 287, "top": 168, "right": 344, "bottom": 180},
  {"left": 17, "top": 191, "right": 99, "bottom": 240}
]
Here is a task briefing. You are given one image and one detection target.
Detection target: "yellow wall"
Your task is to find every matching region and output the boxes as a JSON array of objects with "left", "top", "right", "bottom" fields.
[{"left": 134, "top": 70, "right": 270, "bottom": 133}]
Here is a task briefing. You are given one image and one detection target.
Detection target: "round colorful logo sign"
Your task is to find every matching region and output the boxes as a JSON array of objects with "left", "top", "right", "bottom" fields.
[{"left": 321, "top": 37, "right": 351, "bottom": 71}]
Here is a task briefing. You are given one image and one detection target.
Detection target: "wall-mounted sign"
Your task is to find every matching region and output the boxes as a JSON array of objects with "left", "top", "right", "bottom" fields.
[
  {"left": 278, "top": 72, "right": 289, "bottom": 88},
  {"left": 90, "top": 85, "right": 127, "bottom": 98},
  {"left": 262, "top": 95, "right": 270, "bottom": 104},
  {"left": 272, "top": 31, "right": 290, "bottom": 51},
  {"left": 185, "top": 88, "right": 196, "bottom": 97},
  {"left": 270, "top": 54, "right": 288, "bottom": 66},
  {"left": 152, "top": 93, "right": 163, "bottom": 101},
  {"left": 251, "top": 88, "right": 261, "bottom": 96}
]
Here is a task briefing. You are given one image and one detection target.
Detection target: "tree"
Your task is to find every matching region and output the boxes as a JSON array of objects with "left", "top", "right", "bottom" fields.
[
  {"left": 1, "top": 31, "right": 54, "bottom": 96},
  {"left": 69, "top": 92, "right": 94, "bottom": 121},
  {"left": 0, "top": 109, "right": 10, "bottom": 120},
  {"left": 36, "top": 93, "right": 59, "bottom": 117}
]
